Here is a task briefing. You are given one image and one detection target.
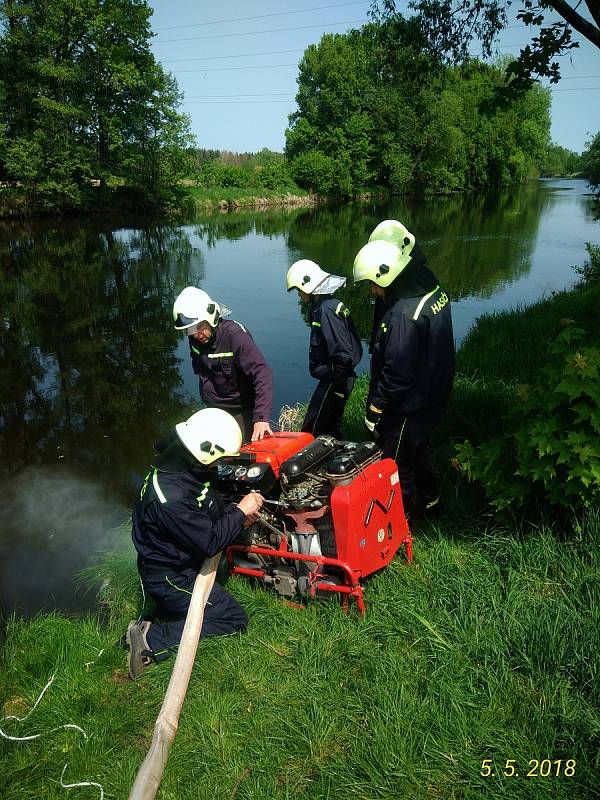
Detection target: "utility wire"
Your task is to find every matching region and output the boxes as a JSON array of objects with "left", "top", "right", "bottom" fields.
[
  {"left": 154, "top": 1, "right": 369, "bottom": 32},
  {"left": 172, "top": 64, "right": 298, "bottom": 73},
  {"left": 162, "top": 49, "right": 305, "bottom": 63},
  {"left": 154, "top": 19, "right": 367, "bottom": 44},
  {"left": 185, "top": 93, "right": 292, "bottom": 98}
]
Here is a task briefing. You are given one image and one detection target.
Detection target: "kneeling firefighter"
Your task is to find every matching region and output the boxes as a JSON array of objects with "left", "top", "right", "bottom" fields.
[
  {"left": 353, "top": 221, "right": 455, "bottom": 516},
  {"left": 287, "top": 260, "right": 363, "bottom": 438},
  {"left": 173, "top": 286, "right": 273, "bottom": 443},
  {"left": 126, "top": 408, "right": 264, "bottom": 680}
]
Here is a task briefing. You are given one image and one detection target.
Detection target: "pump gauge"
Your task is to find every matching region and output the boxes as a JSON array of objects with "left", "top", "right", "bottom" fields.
[{"left": 247, "top": 465, "right": 261, "bottom": 479}]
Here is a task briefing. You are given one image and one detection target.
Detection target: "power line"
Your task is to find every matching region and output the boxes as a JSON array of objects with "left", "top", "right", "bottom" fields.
[
  {"left": 154, "top": 1, "right": 369, "bottom": 32},
  {"left": 185, "top": 93, "right": 292, "bottom": 98},
  {"left": 173, "top": 64, "right": 298, "bottom": 74},
  {"left": 550, "top": 86, "right": 600, "bottom": 91},
  {"left": 185, "top": 100, "right": 295, "bottom": 104},
  {"left": 154, "top": 18, "right": 367, "bottom": 44},
  {"left": 162, "top": 49, "right": 305, "bottom": 63}
]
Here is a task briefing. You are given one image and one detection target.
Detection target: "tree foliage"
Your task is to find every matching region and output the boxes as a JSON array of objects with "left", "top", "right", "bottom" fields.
[
  {"left": 195, "top": 149, "right": 299, "bottom": 193},
  {"left": 0, "top": 0, "right": 195, "bottom": 211},
  {"left": 581, "top": 130, "right": 600, "bottom": 191},
  {"left": 285, "top": 24, "right": 551, "bottom": 196},
  {"left": 539, "top": 141, "right": 582, "bottom": 175},
  {"left": 371, "top": 0, "right": 600, "bottom": 90}
]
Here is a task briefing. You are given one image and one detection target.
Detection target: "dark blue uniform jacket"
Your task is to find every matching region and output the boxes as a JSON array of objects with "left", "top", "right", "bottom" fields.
[
  {"left": 189, "top": 319, "right": 273, "bottom": 423},
  {"left": 309, "top": 298, "right": 363, "bottom": 387},
  {"left": 370, "top": 284, "right": 455, "bottom": 416},
  {"left": 132, "top": 465, "right": 245, "bottom": 572}
]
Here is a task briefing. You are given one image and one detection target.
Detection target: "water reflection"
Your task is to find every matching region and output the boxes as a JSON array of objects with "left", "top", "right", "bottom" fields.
[{"left": 0, "top": 221, "right": 199, "bottom": 496}]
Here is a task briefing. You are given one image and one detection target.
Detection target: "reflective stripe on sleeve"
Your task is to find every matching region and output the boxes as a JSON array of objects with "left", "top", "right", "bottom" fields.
[
  {"left": 413, "top": 286, "right": 439, "bottom": 321},
  {"left": 152, "top": 469, "right": 167, "bottom": 504},
  {"left": 207, "top": 352, "right": 234, "bottom": 358}
]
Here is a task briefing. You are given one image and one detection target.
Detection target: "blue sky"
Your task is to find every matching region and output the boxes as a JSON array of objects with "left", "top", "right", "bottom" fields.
[{"left": 148, "top": 1, "right": 600, "bottom": 154}]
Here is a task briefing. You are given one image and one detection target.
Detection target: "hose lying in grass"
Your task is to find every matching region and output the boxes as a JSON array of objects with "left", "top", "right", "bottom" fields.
[
  {"left": 0, "top": 673, "right": 104, "bottom": 799},
  {"left": 128, "top": 552, "right": 220, "bottom": 800},
  {"left": 61, "top": 764, "right": 104, "bottom": 800},
  {"left": 0, "top": 674, "right": 87, "bottom": 742}
]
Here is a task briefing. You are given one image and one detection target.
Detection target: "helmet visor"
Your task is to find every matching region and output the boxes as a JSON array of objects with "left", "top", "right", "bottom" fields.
[
  {"left": 174, "top": 312, "right": 200, "bottom": 331},
  {"left": 312, "top": 275, "right": 347, "bottom": 295}
]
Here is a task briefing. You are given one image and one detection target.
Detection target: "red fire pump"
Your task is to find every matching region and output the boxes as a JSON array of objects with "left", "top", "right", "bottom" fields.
[{"left": 216, "top": 432, "right": 412, "bottom": 613}]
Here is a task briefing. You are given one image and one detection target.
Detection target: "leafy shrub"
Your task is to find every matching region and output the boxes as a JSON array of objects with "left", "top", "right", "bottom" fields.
[
  {"left": 575, "top": 242, "right": 600, "bottom": 285},
  {"left": 454, "top": 323, "right": 600, "bottom": 511}
]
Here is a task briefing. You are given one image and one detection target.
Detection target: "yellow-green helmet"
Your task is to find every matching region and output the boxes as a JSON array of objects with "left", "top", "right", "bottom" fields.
[
  {"left": 353, "top": 240, "right": 412, "bottom": 288},
  {"left": 369, "top": 219, "right": 416, "bottom": 257}
]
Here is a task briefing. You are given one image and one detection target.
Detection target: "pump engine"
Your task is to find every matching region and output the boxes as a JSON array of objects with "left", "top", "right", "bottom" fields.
[{"left": 216, "top": 432, "right": 412, "bottom": 613}]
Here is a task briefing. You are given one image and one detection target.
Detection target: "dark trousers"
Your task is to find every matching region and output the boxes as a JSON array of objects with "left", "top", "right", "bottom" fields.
[
  {"left": 139, "top": 562, "right": 248, "bottom": 662},
  {"left": 301, "top": 377, "right": 354, "bottom": 439},
  {"left": 378, "top": 404, "right": 446, "bottom": 512}
]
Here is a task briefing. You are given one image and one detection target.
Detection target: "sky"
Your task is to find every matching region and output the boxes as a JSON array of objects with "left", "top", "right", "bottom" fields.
[{"left": 148, "top": 1, "right": 600, "bottom": 154}]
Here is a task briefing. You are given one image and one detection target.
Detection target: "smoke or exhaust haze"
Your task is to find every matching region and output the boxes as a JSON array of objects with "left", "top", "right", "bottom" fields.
[{"left": 0, "top": 466, "right": 129, "bottom": 616}]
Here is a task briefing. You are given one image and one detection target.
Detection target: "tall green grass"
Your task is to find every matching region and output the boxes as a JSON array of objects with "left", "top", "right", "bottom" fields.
[{"left": 1, "top": 514, "right": 598, "bottom": 798}]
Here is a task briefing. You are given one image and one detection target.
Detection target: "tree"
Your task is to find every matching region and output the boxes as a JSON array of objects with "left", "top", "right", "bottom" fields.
[
  {"left": 0, "top": 0, "right": 194, "bottom": 210},
  {"left": 540, "top": 141, "right": 582, "bottom": 175},
  {"left": 371, "top": 0, "right": 600, "bottom": 89},
  {"left": 286, "top": 24, "right": 551, "bottom": 196},
  {"left": 581, "top": 130, "right": 600, "bottom": 189}
]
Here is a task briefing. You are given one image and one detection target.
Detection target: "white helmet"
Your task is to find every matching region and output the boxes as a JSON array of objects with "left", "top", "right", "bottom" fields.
[
  {"left": 369, "top": 219, "right": 416, "bottom": 256},
  {"left": 353, "top": 240, "right": 413, "bottom": 288},
  {"left": 286, "top": 259, "right": 346, "bottom": 295},
  {"left": 175, "top": 408, "right": 242, "bottom": 465},
  {"left": 173, "top": 287, "right": 222, "bottom": 331}
]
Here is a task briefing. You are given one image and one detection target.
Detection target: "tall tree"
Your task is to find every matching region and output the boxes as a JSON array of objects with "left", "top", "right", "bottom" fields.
[
  {"left": 371, "top": 0, "right": 600, "bottom": 89},
  {"left": 285, "top": 23, "right": 551, "bottom": 196},
  {"left": 0, "top": 0, "right": 194, "bottom": 210}
]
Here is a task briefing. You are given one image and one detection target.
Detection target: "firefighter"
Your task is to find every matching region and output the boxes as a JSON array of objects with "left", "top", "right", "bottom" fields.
[
  {"left": 287, "top": 259, "right": 363, "bottom": 438},
  {"left": 353, "top": 230, "right": 455, "bottom": 516},
  {"left": 173, "top": 286, "right": 273, "bottom": 443},
  {"left": 126, "top": 407, "right": 264, "bottom": 680}
]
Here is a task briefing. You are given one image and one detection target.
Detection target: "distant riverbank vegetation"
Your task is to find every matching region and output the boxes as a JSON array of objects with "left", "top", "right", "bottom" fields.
[{"left": 0, "top": 1, "right": 599, "bottom": 218}]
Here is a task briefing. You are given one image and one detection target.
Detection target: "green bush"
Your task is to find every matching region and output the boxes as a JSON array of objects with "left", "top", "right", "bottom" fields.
[
  {"left": 575, "top": 242, "right": 600, "bottom": 285},
  {"left": 454, "top": 323, "right": 600, "bottom": 511}
]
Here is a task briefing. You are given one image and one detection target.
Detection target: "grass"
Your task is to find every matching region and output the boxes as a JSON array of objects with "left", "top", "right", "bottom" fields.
[
  {"left": 180, "top": 185, "right": 311, "bottom": 211},
  {"left": 2, "top": 282, "right": 600, "bottom": 799}
]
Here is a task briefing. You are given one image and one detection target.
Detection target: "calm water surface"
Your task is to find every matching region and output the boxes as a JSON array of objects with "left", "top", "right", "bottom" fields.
[{"left": 1, "top": 179, "right": 598, "bottom": 614}]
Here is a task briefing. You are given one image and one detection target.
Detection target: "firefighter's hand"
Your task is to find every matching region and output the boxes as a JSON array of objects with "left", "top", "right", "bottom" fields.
[
  {"left": 251, "top": 421, "right": 273, "bottom": 441},
  {"left": 237, "top": 491, "right": 264, "bottom": 525}
]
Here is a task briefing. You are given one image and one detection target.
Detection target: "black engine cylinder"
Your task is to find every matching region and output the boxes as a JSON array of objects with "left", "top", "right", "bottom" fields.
[
  {"left": 325, "top": 441, "right": 380, "bottom": 477},
  {"left": 280, "top": 437, "right": 336, "bottom": 484}
]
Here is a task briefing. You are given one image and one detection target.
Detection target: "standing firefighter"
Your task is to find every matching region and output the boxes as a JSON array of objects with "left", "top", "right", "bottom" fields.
[
  {"left": 287, "top": 259, "right": 363, "bottom": 438},
  {"left": 173, "top": 286, "right": 273, "bottom": 443},
  {"left": 353, "top": 221, "right": 455, "bottom": 516},
  {"left": 126, "top": 408, "right": 264, "bottom": 680}
]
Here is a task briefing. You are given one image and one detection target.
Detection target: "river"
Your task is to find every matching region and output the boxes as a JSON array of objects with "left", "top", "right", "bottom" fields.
[{"left": 0, "top": 178, "right": 598, "bottom": 615}]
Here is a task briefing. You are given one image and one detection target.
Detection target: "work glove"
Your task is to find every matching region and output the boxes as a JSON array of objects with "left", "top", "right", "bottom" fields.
[{"left": 364, "top": 403, "right": 383, "bottom": 439}]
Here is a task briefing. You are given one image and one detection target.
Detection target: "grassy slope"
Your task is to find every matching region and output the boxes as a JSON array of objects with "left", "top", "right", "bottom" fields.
[
  {"left": 1, "top": 284, "right": 599, "bottom": 800},
  {"left": 181, "top": 185, "right": 311, "bottom": 210}
]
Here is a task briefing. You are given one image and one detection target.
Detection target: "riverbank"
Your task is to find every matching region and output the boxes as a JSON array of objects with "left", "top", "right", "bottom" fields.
[
  {"left": 1, "top": 280, "right": 598, "bottom": 799},
  {"left": 0, "top": 183, "right": 387, "bottom": 218}
]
